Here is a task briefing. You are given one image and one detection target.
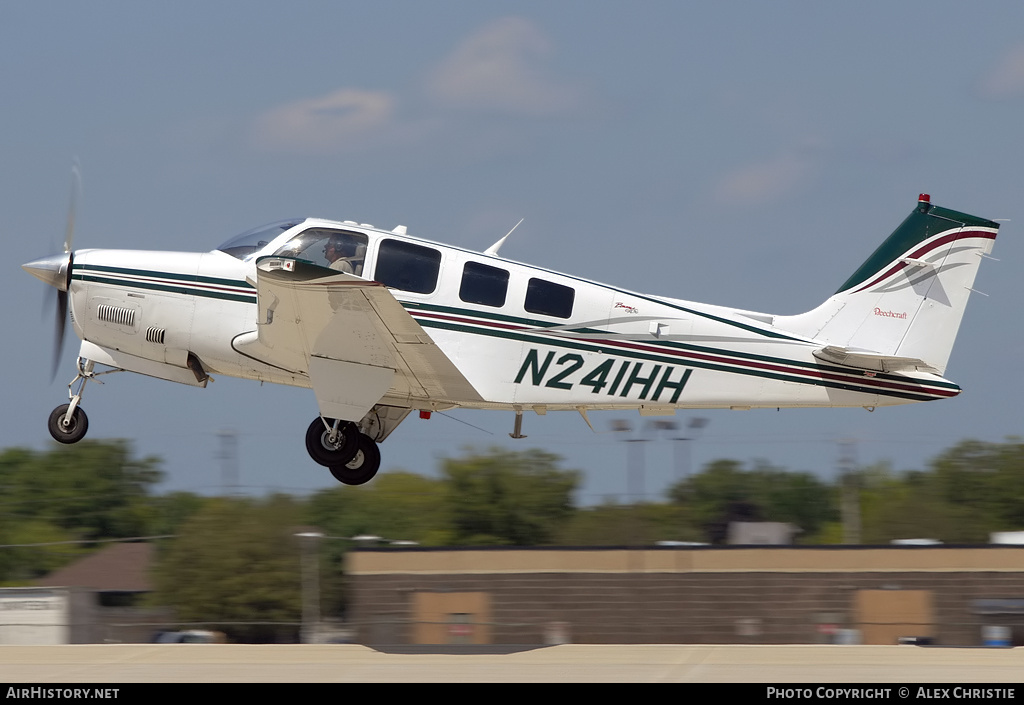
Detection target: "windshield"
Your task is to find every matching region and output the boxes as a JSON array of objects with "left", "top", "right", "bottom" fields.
[{"left": 217, "top": 219, "right": 305, "bottom": 261}]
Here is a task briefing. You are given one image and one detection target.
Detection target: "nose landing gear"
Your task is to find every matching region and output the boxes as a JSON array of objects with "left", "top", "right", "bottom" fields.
[
  {"left": 47, "top": 403, "right": 88, "bottom": 444},
  {"left": 47, "top": 358, "right": 102, "bottom": 444}
]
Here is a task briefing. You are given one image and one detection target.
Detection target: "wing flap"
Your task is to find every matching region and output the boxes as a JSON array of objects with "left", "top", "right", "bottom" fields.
[{"left": 239, "top": 257, "right": 481, "bottom": 419}]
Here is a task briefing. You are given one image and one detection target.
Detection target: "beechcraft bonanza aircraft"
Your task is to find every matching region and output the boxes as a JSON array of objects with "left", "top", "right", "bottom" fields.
[{"left": 23, "top": 191, "right": 999, "bottom": 485}]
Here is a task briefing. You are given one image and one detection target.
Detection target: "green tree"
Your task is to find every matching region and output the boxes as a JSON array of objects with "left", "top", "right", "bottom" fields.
[
  {"left": 858, "top": 463, "right": 964, "bottom": 543},
  {"left": 147, "top": 491, "right": 209, "bottom": 536},
  {"left": 306, "top": 471, "right": 451, "bottom": 546},
  {"left": 0, "top": 441, "right": 163, "bottom": 583},
  {"left": 442, "top": 447, "right": 580, "bottom": 545},
  {"left": 668, "top": 459, "right": 836, "bottom": 543},
  {"left": 556, "top": 501, "right": 701, "bottom": 545},
  {"left": 0, "top": 518, "right": 85, "bottom": 586},
  {"left": 930, "top": 439, "right": 1024, "bottom": 538},
  {"left": 849, "top": 441, "right": 1024, "bottom": 544},
  {"left": 152, "top": 495, "right": 303, "bottom": 643},
  {"left": 0, "top": 441, "right": 162, "bottom": 540},
  {"left": 854, "top": 439, "right": 1024, "bottom": 543}
]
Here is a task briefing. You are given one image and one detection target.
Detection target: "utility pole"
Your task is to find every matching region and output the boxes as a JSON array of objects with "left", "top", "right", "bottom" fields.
[
  {"left": 839, "top": 438, "right": 861, "bottom": 544},
  {"left": 217, "top": 428, "right": 239, "bottom": 496}
]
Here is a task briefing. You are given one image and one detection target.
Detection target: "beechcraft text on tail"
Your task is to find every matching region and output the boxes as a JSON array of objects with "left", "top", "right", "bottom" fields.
[{"left": 22, "top": 191, "right": 999, "bottom": 485}]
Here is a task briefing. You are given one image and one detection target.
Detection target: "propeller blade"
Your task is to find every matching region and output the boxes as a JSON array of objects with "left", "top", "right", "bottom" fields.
[
  {"left": 38, "top": 162, "right": 81, "bottom": 381},
  {"left": 63, "top": 162, "right": 80, "bottom": 255},
  {"left": 52, "top": 289, "right": 68, "bottom": 382}
]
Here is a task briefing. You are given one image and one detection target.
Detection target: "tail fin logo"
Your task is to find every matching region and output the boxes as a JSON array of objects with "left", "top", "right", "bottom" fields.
[{"left": 874, "top": 307, "right": 908, "bottom": 319}]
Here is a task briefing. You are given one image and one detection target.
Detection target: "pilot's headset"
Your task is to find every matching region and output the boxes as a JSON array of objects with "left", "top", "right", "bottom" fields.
[{"left": 332, "top": 234, "right": 356, "bottom": 258}]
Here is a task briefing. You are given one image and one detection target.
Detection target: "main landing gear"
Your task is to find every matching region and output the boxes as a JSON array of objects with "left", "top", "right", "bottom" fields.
[
  {"left": 46, "top": 356, "right": 386, "bottom": 486},
  {"left": 305, "top": 416, "right": 381, "bottom": 485},
  {"left": 47, "top": 359, "right": 100, "bottom": 444}
]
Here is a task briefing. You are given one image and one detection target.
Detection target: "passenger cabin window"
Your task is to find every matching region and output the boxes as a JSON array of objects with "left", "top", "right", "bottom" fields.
[
  {"left": 376, "top": 239, "right": 442, "bottom": 294},
  {"left": 525, "top": 278, "right": 575, "bottom": 319},
  {"left": 460, "top": 261, "right": 509, "bottom": 307},
  {"left": 272, "top": 228, "right": 368, "bottom": 276}
]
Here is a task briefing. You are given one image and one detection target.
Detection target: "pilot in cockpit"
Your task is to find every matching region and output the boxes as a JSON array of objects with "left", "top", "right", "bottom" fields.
[{"left": 324, "top": 234, "right": 359, "bottom": 274}]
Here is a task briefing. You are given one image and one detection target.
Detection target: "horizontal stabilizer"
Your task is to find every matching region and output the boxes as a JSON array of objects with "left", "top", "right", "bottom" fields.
[{"left": 813, "top": 345, "right": 939, "bottom": 374}]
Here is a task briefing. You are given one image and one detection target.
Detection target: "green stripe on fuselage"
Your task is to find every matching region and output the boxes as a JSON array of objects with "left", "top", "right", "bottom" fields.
[
  {"left": 75, "top": 263, "right": 255, "bottom": 289},
  {"left": 73, "top": 272, "right": 256, "bottom": 303},
  {"left": 405, "top": 303, "right": 957, "bottom": 391},
  {"left": 414, "top": 316, "right": 949, "bottom": 402}
]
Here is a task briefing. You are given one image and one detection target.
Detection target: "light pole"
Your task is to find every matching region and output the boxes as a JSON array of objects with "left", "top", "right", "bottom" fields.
[
  {"left": 611, "top": 416, "right": 710, "bottom": 502},
  {"left": 295, "top": 531, "right": 323, "bottom": 644},
  {"left": 610, "top": 419, "right": 648, "bottom": 505},
  {"left": 610, "top": 419, "right": 647, "bottom": 546},
  {"left": 645, "top": 416, "right": 709, "bottom": 488},
  {"left": 677, "top": 417, "right": 709, "bottom": 485}
]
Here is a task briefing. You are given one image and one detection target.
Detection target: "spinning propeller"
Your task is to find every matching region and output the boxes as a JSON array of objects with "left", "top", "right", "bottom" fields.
[{"left": 22, "top": 163, "right": 81, "bottom": 379}]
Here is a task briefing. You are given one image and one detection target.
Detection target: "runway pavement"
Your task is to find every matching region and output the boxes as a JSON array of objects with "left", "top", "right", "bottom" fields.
[{"left": 0, "top": 644, "right": 1021, "bottom": 683}]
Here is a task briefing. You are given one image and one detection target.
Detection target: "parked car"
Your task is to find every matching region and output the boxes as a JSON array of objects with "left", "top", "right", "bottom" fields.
[{"left": 153, "top": 630, "right": 225, "bottom": 644}]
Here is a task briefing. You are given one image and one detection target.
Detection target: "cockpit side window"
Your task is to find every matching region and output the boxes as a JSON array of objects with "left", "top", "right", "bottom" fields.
[{"left": 272, "top": 228, "right": 369, "bottom": 276}]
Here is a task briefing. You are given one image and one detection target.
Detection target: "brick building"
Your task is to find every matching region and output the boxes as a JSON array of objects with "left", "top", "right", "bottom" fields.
[{"left": 347, "top": 545, "right": 1024, "bottom": 647}]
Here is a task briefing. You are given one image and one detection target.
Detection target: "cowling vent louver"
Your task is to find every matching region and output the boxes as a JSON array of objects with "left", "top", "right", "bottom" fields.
[{"left": 96, "top": 304, "right": 135, "bottom": 327}]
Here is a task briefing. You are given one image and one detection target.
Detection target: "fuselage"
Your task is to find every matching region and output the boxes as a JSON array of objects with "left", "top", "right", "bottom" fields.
[{"left": 64, "top": 217, "right": 961, "bottom": 414}]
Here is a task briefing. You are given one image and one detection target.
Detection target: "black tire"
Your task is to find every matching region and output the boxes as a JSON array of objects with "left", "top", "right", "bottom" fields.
[
  {"left": 48, "top": 404, "right": 88, "bottom": 444},
  {"left": 329, "top": 434, "right": 381, "bottom": 485},
  {"left": 305, "top": 418, "right": 359, "bottom": 467}
]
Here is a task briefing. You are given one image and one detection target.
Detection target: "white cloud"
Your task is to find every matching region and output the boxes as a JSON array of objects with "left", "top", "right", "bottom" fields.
[
  {"left": 978, "top": 44, "right": 1024, "bottom": 99},
  {"left": 250, "top": 88, "right": 397, "bottom": 154},
  {"left": 426, "top": 16, "right": 578, "bottom": 116},
  {"left": 248, "top": 17, "right": 579, "bottom": 156},
  {"left": 713, "top": 146, "right": 820, "bottom": 205}
]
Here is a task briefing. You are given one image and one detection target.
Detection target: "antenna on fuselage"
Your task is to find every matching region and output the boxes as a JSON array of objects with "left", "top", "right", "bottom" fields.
[{"left": 484, "top": 218, "right": 523, "bottom": 257}]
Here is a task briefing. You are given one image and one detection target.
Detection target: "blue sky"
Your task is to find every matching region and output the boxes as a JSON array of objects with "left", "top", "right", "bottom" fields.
[{"left": 5, "top": 2, "right": 1024, "bottom": 506}]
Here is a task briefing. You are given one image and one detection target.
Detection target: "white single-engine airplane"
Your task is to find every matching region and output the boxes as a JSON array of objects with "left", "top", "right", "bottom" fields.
[{"left": 23, "top": 190, "right": 999, "bottom": 485}]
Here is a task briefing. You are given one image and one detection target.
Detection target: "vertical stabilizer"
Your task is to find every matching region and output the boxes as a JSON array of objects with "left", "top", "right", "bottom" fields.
[{"left": 777, "top": 195, "right": 999, "bottom": 376}]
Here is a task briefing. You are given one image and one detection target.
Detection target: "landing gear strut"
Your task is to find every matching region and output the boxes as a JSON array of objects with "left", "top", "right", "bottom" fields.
[{"left": 47, "top": 359, "right": 99, "bottom": 444}]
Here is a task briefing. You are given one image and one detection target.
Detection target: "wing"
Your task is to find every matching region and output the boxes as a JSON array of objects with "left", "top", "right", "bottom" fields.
[{"left": 235, "top": 256, "right": 482, "bottom": 421}]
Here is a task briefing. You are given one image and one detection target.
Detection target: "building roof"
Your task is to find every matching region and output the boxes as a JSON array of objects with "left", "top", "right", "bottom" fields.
[{"left": 36, "top": 542, "right": 154, "bottom": 592}]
